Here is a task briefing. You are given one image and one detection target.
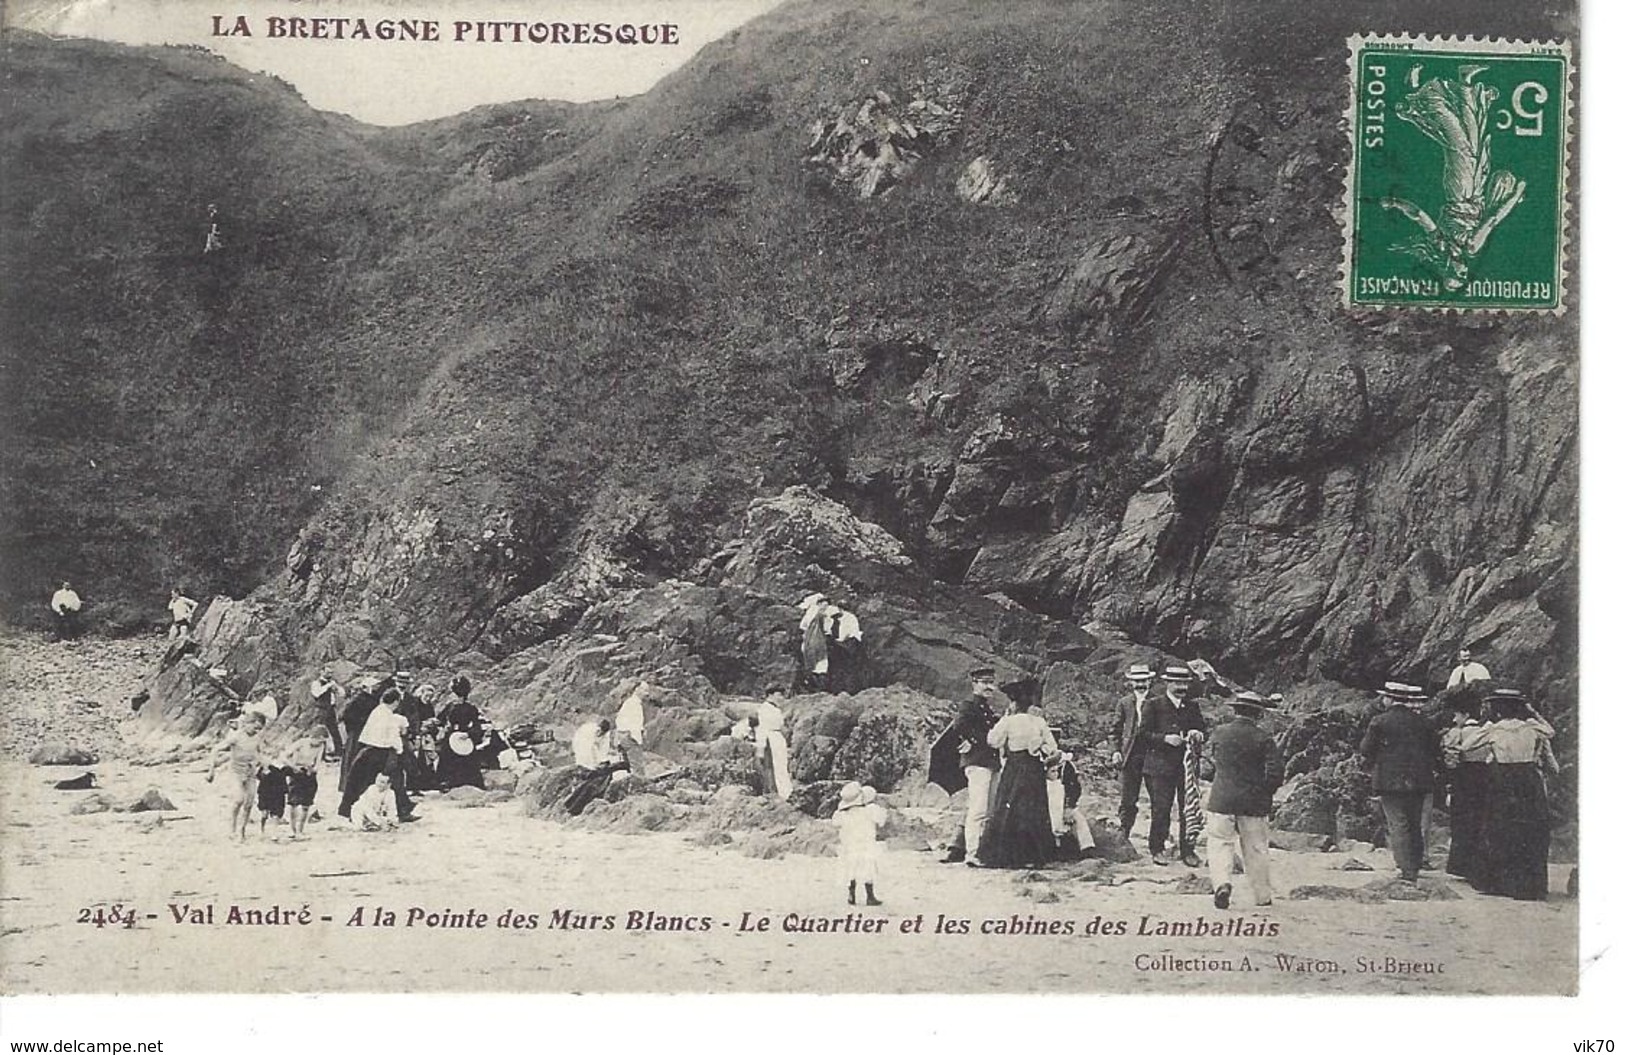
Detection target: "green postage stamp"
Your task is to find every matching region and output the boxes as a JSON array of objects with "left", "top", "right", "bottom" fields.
[{"left": 1343, "top": 34, "right": 1574, "bottom": 312}]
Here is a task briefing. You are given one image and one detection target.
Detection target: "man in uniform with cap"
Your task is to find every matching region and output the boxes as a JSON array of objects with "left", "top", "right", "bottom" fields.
[
  {"left": 1113, "top": 662, "right": 1187, "bottom": 864},
  {"left": 1359, "top": 681, "right": 1438, "bottom": 883},
  {"left": 1206, "top": 691, "right": 1283, "bottom": 909},
  {"left": 937, "top": 666, "right": 1003, "bottom": 865}
]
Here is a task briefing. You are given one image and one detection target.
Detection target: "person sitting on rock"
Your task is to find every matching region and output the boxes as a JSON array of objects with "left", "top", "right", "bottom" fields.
[
  {"left": 49, "top": 581, "right": 82, "bottom": 640},
  {"left": 834, "top": 782, "right": 885, "bottom": 906},
  {"left": 167, "top": 588, "right": 198, "bottom": 641},
  {"left": 614, "top": 682, "right": 649, "bottom": 778},
  {"left": 1206, "top": 691, "right": 1283, "bottom": 910},
  {"left": 206, "top": 710, "right": 268, "bottom": 843},
  {"left": 563, "top": 718, "right": 628, "bottom": 815}
]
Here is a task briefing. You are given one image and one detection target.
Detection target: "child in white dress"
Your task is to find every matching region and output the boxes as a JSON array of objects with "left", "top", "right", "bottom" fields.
[{"left": 834, "top": 782, "right": 885, "bottom": 906}]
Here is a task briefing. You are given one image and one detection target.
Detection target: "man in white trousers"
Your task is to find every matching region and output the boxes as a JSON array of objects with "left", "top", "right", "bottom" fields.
[{"left": 1206, "top": 690, "right": 1284, "bottom": 909}]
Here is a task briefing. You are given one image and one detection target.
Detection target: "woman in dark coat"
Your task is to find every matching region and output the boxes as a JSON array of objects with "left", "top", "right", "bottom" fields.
[
  {"left": 976, "top": 699, "right": 1059, "bottom": 868},
  {"left": 1441, "top": 697, "right": 1491, "bottom": 881},
  {"left": 1456, "top": 689, "right": 1559, "bottom": 900},
  {"left": 435, "top": 674, "right": 486, "bottom": 790}
]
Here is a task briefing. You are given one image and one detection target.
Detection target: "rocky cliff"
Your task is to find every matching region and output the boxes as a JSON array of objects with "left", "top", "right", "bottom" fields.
[{"left": 1, "top": 0, "right": 1578, "bottom": 812}]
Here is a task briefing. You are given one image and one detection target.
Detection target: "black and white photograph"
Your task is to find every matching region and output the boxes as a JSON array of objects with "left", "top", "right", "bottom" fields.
[{"left": 0, "top": 0, "right": 1596, "bottom": 1019}]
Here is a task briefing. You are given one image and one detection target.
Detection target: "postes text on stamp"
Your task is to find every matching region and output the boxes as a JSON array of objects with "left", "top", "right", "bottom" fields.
[{"left": 1343, "top": 34, "right": 1573, "bottom": 313}]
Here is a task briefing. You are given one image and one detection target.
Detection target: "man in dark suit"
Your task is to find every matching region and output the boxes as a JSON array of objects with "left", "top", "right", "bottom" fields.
[
  {"left": 937, "top": 667, "right": 1004, "bottom": 865},
  {"left": 1207, "top": 691, "right": 1284, "bottom": 909},
  {"left": 1359, "top": 681, "right": 1438, "bottom": 883},
  {"left": 1113, "top": 662, "right": 1188, "bottom": 864}
]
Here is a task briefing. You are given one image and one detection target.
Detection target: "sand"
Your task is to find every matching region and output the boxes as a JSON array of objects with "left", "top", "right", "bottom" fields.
[{"left": 0, "top": 633, "right": 1577, "bottom": 994}]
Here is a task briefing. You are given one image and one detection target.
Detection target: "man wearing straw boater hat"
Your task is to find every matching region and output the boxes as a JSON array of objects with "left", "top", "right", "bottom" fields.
[
  {"left": 1358, "top": 681, "right": 1437, "bottom": 883},
  {"left": 1207, "top": 691, "right": 1284, "bottom": 909},
  {"left": 1112, "top": 661, "right": 1187, "bottom": 864}
]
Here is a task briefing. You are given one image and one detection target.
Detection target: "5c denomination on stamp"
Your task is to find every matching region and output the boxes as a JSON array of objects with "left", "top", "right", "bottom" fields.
[{"left": 1343, "top": 33, "right": 1573, "bottom": 312}]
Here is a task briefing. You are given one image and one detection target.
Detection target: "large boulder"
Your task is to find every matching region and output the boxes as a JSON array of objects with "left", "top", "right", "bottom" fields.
[{"left": 28, "top": 743, "right": 98, "bottom": 766}]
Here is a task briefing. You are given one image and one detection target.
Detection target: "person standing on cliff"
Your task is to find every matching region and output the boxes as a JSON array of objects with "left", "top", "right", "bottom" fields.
[
  {"left": 1447, "top": 648, "right": 1491, "bottom": 690},
  {"left": 1206, "top": 691, "right": 1284, "bottom": 909},
  {"left": 167, "top": 588, "right": 198, "bottom": 641},
  {"left": 1359, "top": 682, "right": 1437, "bottom": 883},
  {"left": 49, "top": 581, "right": 82, "bottom": 640}
]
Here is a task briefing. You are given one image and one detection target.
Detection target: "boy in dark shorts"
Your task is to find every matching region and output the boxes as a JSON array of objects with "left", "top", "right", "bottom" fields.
[
  {"left": 257, "top": 763, "right": 290, "bottom": 836},
  {"left": 286, "top": 739, "right": 321, "bottom": 839}
]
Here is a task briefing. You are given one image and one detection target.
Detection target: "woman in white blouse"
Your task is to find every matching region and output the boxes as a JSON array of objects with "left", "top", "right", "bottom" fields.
[
  {"left": 975, "top": 697, "right": 1060, "bottom": 868},
  {"left": 1453, "top": 688, "right": 1559, "bottom": 901}
]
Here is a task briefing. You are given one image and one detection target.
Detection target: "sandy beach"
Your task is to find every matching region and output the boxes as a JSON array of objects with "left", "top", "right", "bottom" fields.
[{"left": 0, "top": 634, "right": 1577, "bottom": 995}]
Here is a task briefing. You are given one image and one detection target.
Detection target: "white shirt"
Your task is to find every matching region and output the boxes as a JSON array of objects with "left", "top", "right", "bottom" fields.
[
  {"left": 756, "top": 701, "right": 786, "bottom": 736},
  {"left": 50, "top": 589, "right": 81, "bottom": 614},
  {"left": 168, "top": 596, "right": 197, "bottom": 621},
  {"left": 355, "top": 784, "right": 397, "bottom": 829},
  {"left": 572, "top": 722, "right": 613, "bottom": 768},
  {"left": 615, "top": 694, "right": 646, "bottom": 744},
  {"left": 1447, "top": 662, "right": 1491, "bottom": 688},
  {"left": 834, "top": 611, "right": 863, "bottom": 642},
  {"left": 357, "top": 704, "right": 407, "bottom": 751},
  {"left": 988, "top": 712, "right": 1058, "bottom": 756}
]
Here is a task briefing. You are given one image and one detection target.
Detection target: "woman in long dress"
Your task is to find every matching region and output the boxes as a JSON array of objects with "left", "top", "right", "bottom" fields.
[
  {"left": 1440, "top": 697, "right": 1491, "bottom": 881},
  {"left": 976, "top": 699, "right": 1059, "bottom": 868},
  {"left": 435, "top": 674, "right": 486, "bottom": 790},
  {"left": 1456, "top": 688, "right": 1559, "bottom": 901}
]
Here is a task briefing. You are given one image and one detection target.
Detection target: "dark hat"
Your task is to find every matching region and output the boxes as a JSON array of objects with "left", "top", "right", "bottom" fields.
[
  {"left": 968, "top": 666, "right": 996, "bottom": 680},
  {"left": 1161, "top": 664, "right": 1194, "bottom": 682},
  {"left": 1378, "top": 681, "right": 1428, "bottom": 704},
  {"left": 1487, "top": 687, "right": 1526, "bottom": 704},
  {"left": 1125, "top": 663, "right": 1155, "bottom": 682}
]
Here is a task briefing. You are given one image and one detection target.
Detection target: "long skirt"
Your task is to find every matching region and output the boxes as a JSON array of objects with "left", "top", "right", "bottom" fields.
[
  {"left": 436, "top": 743, "right": 485, "bottom": 790},
  {"left": 1445, "top": 762, "right": 1488, "bottom": 880},
  {"left": 977, "top": 751, "right": 1055, "bottom": 868},
  {"left": 1472, "top": 762, "right": 1550, "bottom": 901}
]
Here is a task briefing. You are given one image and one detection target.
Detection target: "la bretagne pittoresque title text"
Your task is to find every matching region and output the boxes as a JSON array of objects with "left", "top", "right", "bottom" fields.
[{"left": 211, "top": 14, "right": 682, "bottom": 45}]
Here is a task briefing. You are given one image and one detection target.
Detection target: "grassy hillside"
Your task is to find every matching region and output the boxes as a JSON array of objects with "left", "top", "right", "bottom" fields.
[{"left": 0, "top": 0, "right": 1576, "bottom": 712}]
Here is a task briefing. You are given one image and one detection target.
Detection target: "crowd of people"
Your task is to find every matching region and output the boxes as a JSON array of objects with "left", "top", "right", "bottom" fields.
[
  {"left": 1365, "top": 676, "right": 1560, "bottom": 900},
  {"left": 194, "top": 665, "right": 523, "bottom": 841},
  {"left": 69, "top": 580, "right": 1561, "bottom": 905},
  {"left": 922, "top": 650, "right": 1561, "bottom": 908}
]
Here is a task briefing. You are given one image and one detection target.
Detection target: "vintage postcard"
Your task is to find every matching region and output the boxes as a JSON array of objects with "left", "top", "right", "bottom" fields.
[{"left": 0, "top": 0, "right": 1581, "bottom": 1001}]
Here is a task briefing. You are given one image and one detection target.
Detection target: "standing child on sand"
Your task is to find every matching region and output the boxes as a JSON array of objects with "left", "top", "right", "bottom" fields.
[
  {"left": 256, "top": 758, "right": 290, "bottom": 837},
  {"left": 834, "top": 782, "right": 885, "bottom": 907},
  {"left": 286, "top": 738, "right": 322, "bottom": 840},
  {"left": 206, "top": 711, "right": 267, "bottom": 842}
]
